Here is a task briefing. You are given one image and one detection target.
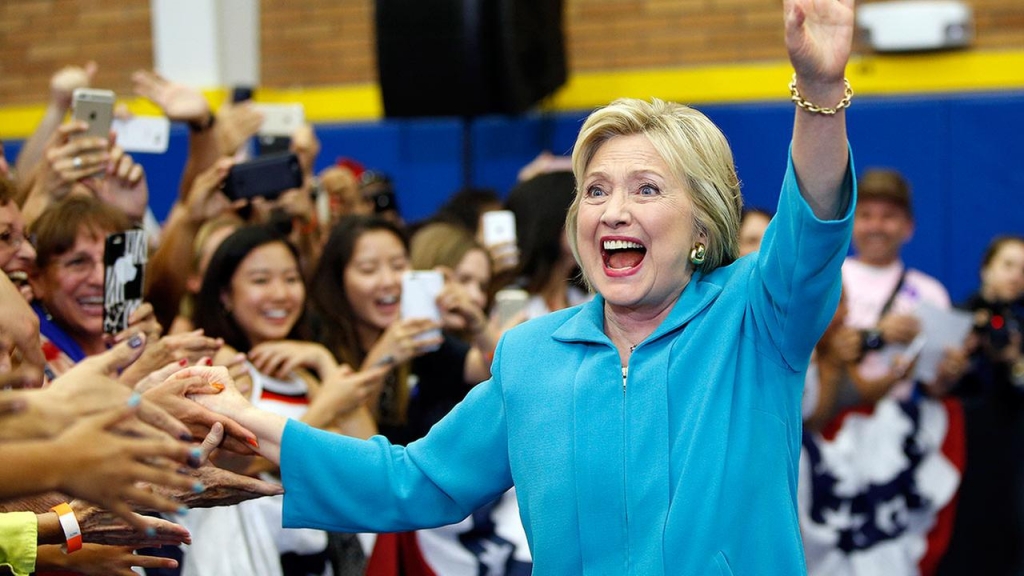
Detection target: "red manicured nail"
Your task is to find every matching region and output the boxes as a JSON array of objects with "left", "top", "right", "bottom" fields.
[
  {"left": 211, "top": 382, "right": 225, "bottom": 392},
  {"left": 246, "top": 437, "right": 260, "bottom": 449},
  {"left": 178, "top": 358, "right": 189, "bottom": 367},
  {"left": 204, "top": 358, "right": 213, "bottom": 366}
]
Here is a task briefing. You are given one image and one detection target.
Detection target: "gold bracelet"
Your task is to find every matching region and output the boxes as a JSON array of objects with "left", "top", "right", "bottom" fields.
[{"left": 789, "top": 74, "right": 853, "bottom": 116}]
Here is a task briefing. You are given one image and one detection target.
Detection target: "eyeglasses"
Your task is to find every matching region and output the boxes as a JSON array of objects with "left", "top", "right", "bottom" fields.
[{"left": 0, "top": 228, "right": 31, "bottom": 251}]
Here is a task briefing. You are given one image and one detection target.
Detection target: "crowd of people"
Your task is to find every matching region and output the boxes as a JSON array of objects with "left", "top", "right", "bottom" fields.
[{"left": 0, "top": 0, "right": 1022, "bottom": 574}]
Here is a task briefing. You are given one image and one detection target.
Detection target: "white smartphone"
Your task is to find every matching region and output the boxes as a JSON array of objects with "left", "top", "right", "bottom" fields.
[
  {"left": 481, "top": 210, "right": 517, "bottom": 248},
  {"left": 401, "top": 270, "right": 444, "bottom": 350},
  {"left": 112, "top": 116, "right": 170, "bottom": 154},
  {"left": 72, "top": 88, "right": 116, "bottom": 139},
  {"left": 254, "top": 103, "right": 305, "bottom": 137},
  {"left": 493, "top": 288, "right": 530, "bottom": 326}
]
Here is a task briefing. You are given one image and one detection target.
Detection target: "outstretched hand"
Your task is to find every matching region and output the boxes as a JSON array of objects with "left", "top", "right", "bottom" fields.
[
  {"left": 131, "top": 70, "right": 211, "bottom": 123},
  {"left": 784, "top": 0, "right": 855, "bottom": 84}
]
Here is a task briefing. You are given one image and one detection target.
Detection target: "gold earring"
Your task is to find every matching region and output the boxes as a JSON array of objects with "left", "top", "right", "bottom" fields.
[{"left": 689, "top": 242, "right": 707, "bottom": 266}]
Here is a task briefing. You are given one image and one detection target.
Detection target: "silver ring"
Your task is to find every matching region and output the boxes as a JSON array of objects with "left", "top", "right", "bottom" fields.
[{"left": 72, "top": 156, "right": 82, "bottom": 169}]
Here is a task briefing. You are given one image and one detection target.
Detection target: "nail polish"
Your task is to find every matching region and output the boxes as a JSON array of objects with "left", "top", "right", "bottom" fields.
[
  {"left": 192, "top": 481, "right": 205, "bottom": 494},
  {"left": 204, "top": 358, "right": 213, "bottom": 366},
  {"left": 128, "top": 334, "right": 144, "bottom": 349},
  {"left": 177, "top": 506, "right": 189, "bottom": 516},
  {"left": 246, "top": 437, "right": 260, "bottom": 449},
  {"left": 145, "top": 526, "right": 157, "bottom": 537},
  {"left": 178, "top": 358, "right": 189, "bottom": 367},
  {"left": 127, "top": 392, "right": 141, "bottom": 408},
  {"left": 211, "top": 382, "right": 225, "bottom": 392}
]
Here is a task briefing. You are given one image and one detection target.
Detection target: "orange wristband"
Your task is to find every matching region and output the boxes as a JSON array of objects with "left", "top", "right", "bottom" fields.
[{"left": 51, "top": 502, "right": 82, "bottom": 553}]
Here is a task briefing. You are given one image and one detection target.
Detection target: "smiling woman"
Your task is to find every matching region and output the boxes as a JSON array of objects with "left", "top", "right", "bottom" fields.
[
  {"left": 187, "top": 0, "right": 860, "bottom": 573},
  {"left": 29, "top": 195, "right": 130, "bottom": 360}
]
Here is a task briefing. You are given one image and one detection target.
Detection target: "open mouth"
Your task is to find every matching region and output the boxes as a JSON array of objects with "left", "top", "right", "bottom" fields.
[
  {"left": 602, "top": 238, "right": 647, "bottom": 273},
  {"left": 6, "top": 270, "right": 27, "bottom": 289}
]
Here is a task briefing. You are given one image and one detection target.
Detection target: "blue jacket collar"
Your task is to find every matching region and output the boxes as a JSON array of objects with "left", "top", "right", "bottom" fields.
[{"left": 551, "top": 271, "right": 723, "bottom": 348}]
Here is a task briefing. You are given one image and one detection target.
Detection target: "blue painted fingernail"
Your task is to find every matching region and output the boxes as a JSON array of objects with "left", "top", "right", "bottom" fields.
[
  {"left": 129, "top": 334, "right": 144, "bottom": 349},
  {"left": 127, "top": 392, "right": 141, "bottom": 408},
  {"left": 179, "top": 432, "right": 194, "bottom": 442},
  {"left": 193, "top": 482, "right": 205, "bottom": 494},
  {"left": 177, "top": 506, "right": 189, "bottom": 516},
  {"left": 146, "top": 526, "right": 157, "bottom": 537},
  {"left": 190, "top": 447, "right": 202, "bottom": 461}
]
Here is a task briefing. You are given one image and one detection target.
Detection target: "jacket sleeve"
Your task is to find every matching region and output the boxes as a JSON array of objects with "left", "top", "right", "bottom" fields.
[
  {"left": 749, "top": 146, "right": 856, "bottom": 371},
  {"left": 0, "top": 512, "right": 38, "bottom": 576},
  {"left": 280, "top": 369, "right": 513, "bottom": 533}
]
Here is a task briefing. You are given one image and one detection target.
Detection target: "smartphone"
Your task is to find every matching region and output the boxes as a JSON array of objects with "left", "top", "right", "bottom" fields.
[
  {"left": 72, "top": 88, "right": 116, "bottom": 139},
  {"left": 482, "top": 210, "right": 517, "bottom": 247},
  {"left": 493, "top": 288, "right": 530, "bottom": 326},
  {"left": 111, "top": 116, "right": 170, "bottom": 154},
  {"left": 401, "top": 270, "right": 444, "bottom": 350},
  {"left": 222, "top": 152, "right": 303, "bottom": 201},
  {"left": 254, "top": 103, "right": 304, "bottom": 156},
  {"left": 103, "top": 229, "right": 148, "bottom": 335},
  {"left": 231, "top": 86, "right": 254, "bottom": 103}
]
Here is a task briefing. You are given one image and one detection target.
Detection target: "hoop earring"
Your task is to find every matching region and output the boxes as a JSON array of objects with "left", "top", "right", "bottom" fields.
[{"left": 689, "top": 242, "right": 707, "bottom": 266}]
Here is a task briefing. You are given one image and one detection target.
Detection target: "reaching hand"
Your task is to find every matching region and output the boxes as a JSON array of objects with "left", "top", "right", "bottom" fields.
[
  {"left": 143, "top": 372, "right": 257, "bottom": 452},
  {"left": 50, "top": 61, "right": 98, "bottom": 108},
  {"left": 214, "top": 101, "right": 263, "bottom": 156},
  {"left": 73, "top": 499, "right": 192, "bottom": 547},
  {"left": 131, "top": 70, "right": 211, "bottom": 123},
  {"left": 364, "top": 318, "right": 444, "bottom": 369},
  {"left": 248, "top": 340, "right": 337, "bottom": 380},
  {"left": 53, "top": 405, "right": 199, "bottom": 533},
  {"left": 184, "top": 157, "right": 240, "bottom": 222},
  {"left": 39, "top": 121, "right": 110, "bottom": 199},
  {"left": 784, "top": 0, "right": 855, "bottom": 85},
  {"left": 87, "top": 146, "right": 148, "bottom": 224}
]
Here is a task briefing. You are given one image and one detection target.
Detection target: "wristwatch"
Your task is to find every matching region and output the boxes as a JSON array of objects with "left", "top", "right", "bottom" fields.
[{"left": 861, "top": 328, "right": 885, "bottom": 352}]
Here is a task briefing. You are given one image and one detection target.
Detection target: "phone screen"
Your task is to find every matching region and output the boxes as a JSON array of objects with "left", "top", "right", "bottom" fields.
[{"left": 103, "top": 230, "right": 148, "bottom": 335}]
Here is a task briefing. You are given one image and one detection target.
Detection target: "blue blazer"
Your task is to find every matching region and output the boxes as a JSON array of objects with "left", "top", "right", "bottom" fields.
[{"left": 280, "top": 152, "right": 856, "bottom": 575}]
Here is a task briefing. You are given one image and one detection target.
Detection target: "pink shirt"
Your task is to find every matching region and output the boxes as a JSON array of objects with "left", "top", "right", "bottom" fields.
[{"left": 842, "top": 258, "right": 951, "bottom": 394}]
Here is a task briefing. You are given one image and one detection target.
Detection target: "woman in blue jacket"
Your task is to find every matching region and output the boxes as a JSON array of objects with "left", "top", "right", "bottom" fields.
[{"left": 185, "top": 0, "right": 857, "bottom": 573}]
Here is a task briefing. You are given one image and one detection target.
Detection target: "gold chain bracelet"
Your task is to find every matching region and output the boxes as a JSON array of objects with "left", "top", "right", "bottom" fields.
[{"left": 789, "top": 74, "right": 854, "bottom": 116}]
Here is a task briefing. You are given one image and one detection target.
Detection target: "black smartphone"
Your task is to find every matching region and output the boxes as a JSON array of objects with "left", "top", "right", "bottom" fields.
[
  {"left": 103, "top": 229, "right": 148, "bottom": 335},
  {"left": 231, "top": 85, "right": 254, "bottom": 103},
  {"left": 222, "top": 152, "right": 303, "bottom": 201}
]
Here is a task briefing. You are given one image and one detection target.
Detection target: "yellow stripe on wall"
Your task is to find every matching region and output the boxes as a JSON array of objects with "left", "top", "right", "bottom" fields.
[{"left": 2, "top": 50, "right": 1022, "bottom": 140}]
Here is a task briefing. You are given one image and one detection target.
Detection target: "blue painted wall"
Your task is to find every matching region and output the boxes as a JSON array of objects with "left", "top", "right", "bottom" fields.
[{"left": 6, "top": 90, "right": 1022, "bottom": 302}]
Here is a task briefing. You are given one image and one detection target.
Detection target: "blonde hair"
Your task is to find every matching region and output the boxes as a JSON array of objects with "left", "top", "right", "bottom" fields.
[
  {"left": 410, "top": 222, "right": 485, "bottom": 272},
  {"left": 566, "top": 98, "right": 743, "bottom": 278}
]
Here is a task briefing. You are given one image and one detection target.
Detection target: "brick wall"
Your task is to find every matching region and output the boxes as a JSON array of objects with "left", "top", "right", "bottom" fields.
[
  {"left": 1, "top": 0, "right": 1022, "bottom": 107},
  {"left": 0, "top": 0, "right": 153, "bottom": 106}
]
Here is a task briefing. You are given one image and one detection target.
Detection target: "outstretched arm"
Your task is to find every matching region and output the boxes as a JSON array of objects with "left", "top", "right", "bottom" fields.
[{"left": 786, "top": 0, "right": 855, "bottom": 219}]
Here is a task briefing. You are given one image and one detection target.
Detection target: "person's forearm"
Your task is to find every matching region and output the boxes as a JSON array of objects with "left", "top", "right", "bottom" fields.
[
  {"left": 229, "top": 406, "right": 288, "bottom": 465},
  {"left": 791, "top": 78, "right": 850, "bottom": 220},
  {"left": 0, "top": 443, "right": 62, "bottom": 500},
  {"left": 179, "top": 130, "right": 219, "bottom": 201},
  {"left": 13, "top": 104, "right": 66, "bottom": 187}
]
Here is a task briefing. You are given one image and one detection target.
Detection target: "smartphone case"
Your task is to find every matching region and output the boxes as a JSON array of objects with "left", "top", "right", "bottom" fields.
[
  {"left": 103, "top": 229, "right": 148, "bottom": 335},
  {"left": 401, "top": 270, "right": 443, "bottom": 350},
  {"left": 482, "top": 210, "right": 517, "bottom": 247},
  {"left": 112, "top": 116, "right": 170, "bottom": 154},
  {"left": 222, "top": 152, "right": 303, "bottom": 201},
  {"left": 72, "top": 88, "right": 116, "bottom": 139}
]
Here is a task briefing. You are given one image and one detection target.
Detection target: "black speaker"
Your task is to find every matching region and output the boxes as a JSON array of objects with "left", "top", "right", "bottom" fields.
[{"left": 375, "top": 0, "right": 567, "bottom": 118}]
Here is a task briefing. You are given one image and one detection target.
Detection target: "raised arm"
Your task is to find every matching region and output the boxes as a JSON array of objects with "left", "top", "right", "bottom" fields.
[{"left": 786, "top": 0, "right": 855, "bottom": 219}]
